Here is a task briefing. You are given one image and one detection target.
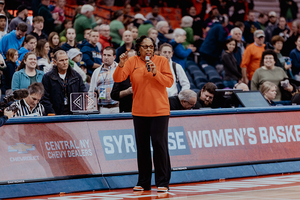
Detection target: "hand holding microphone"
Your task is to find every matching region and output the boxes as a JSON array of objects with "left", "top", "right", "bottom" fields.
[{"left": 145, "top": 56, "right": 156, "bottom": 75}]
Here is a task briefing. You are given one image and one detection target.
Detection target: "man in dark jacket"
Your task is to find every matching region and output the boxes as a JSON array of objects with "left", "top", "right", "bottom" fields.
[
  {"left": 81, "top": 30, "right": 102, "bottom": 76},
  {"left": 37, "top": 0, "right": 57, "bottom": 35},
  {"left": 115, "top": 30, "right": 134, "bottom": 63},
  {"left": 169, "top": 89, "right": 197, "bottom": 110},
  {"left": 40, "top": 50, "right": 87, "bottom": 115},
  {"left": 194, "top": 82, "right": 217, "bottom": 109}
]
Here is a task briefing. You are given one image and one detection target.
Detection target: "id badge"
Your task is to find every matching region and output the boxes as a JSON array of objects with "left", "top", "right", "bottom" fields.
[
  {"left": 64, "top": 97, "right": 68, "bottom": 105},
  {"left": 99, "top": 88, "right": 106, "bottom": 99}
]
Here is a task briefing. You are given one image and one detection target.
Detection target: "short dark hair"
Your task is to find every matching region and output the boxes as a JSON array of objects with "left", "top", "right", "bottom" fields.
[
  {"left": 103, "top": 46, "right": 116, "bottom": 55},
  {"left": 258, "top": 13, "right": 266, "bottom": 18},
  {"left": 17, "top": 22, "right": 28, "bottom": 32},
  {"left": 202, "top": 82, "right": 217, "bottom": 95},
  {"left": 28, "top": 82, "right": 45, "bottom": 96},
  {"left": 224, "top": 38, "right": 238, "bottom": 52},
  {"left": 159, "top": 43, "right": 173, "bottom": 52},
  {"left": 234, "top": 21, "right": 245, "bottom": 29},
  {"left": 260, "top": 49, "right": 278, "bottom": 67},
  {"left": 135, "top": 35, "right": 156, "bottom": 55}
]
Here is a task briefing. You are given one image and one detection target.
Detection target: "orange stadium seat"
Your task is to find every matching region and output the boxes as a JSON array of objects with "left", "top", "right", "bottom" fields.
[
  {"left": 95, "top": 8, "right": 111, "bottom": 20},
  {"left": 140, "top": 7, "right": 152, "bottom": 16},
  {"left": 169, "top": 20, "right": 181, "bottom": 29}
]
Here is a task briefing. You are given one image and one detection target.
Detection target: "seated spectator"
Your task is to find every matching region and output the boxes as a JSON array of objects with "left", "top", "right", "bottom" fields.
[
  {"left": 38, "top": 0, "right": 58, "bottom": 35},
  {"left": 222, "top": 38, "right": 242, "bottom": 88},
  {"left": 138, "top": 17, "right": 156, "bottom": 38},
  {"left": 18, "top": 35, "right": 37, "bottom": 63},
  {"left": 187, "top": 6, "right": 203, "bottom": 39},
  {"left": 194, "top": 82, "right": 217, "bottom": 108},
  {"left": 61, "top": 28, "right": 77, "bottom": 52},
  {"left": 59, "top": 19, "right": 72, "bottom": 42},
  {"left": 109, "top": 10, "right": 125, "bottom": 48},
  {"left": 111, "top": 49, "right": 135, "bottom": 113},
  {"left": 241, "top": 30, "right": 266, "bottom": 85},
  {"left": 160, "top": 43, "right": 190, "bottom": 97},
  {"left": 199, "top": 15, "right": 228, "bottom": 69},
  {"left": 233, "top": 82, "right": 249, "bottom": 91},
  {"left": 148, "top": 27, "right": 159, "bottom": 51},
  {"left": 67, "top": 48, "right": 87, "bottom": 81},
  {"left": 169, "top": 89, "right": 197, "bottom": 110},
  {"left": 289, "top": 35, "right": 300, "bottom": 80},
  {"left": 122, "top": 3, "right": 133, "bottom": 28},
  {"left": 115, "top": 30, "right": 134, "bottom": 63},
  {"left": 257, "top": 12, "right": 268, "bottom": 31},
  {"left": 81, "top": 30, "right": 102, "bottom": 75},
  {"left": 77, "top": 28, "right": 91, "bottom": 49},
  {"left": 170, "top": 28, "right": 196, "bottom": 70},
  {"left": 40, "top": 50, "right": 86, "bottom": 115},
  {"left": 251, "top": 49, "right": 293, "bottom": 101},
  {"left": 119, "top": 26, "right": 138, "bottom": 46},
  {"left": 36, "top": 39, "right": 52, "bottom": 73},
  {"left": 146, "top": 5, "right": 165, "bottom": 22},
  {"left": 52, "top": 0, "right": 66, "bottom": 25},
  {"left": 280, "top": 0, "right": 298, "bottom": 23},
  {"left": 0, "top": 0, "right": 13, "bottom": 23},
  {"left": 132, "top": 13, "right": 146, "bottom": 28},
  {"left": 282, "top": 19, "right": 300, "bottom": 56},
  {"left": 230, "top": 27, "right": 246, "bottom": 65},
  {"left": 8, "top": 5, "right": 31, "bottom": 34},
  {"left": 0, "top": 14, "right": 7, "bottom": 39},
  {"left": 48, "top": 32, "right": 60, "bottom": 60},
  {"left": 0, "top": 22, "right": 27, "bottom": 59},
  {"left": 2, "top": 49, "right": 17, "bottom": 94},
  {"left": 89, "top": 46, "right": 118, "bottom": 114},
  {"left": 260, "top": 81, "right": 277, "bottom": 106},
  {"left": 243, "top": 10, "right": 260, "bottom": 44},
  {"left": 29, "top": 16, "right": 48, "bottom": 41},
  {"left": 180, "top": 16, "right": 195, "bottom": 48},
  {"left": 156, "top": 21, "right": 170, "bottom": 47},
  {"left": 74, "top": 4, "right": 94, "bottom": 42},
  {"left": 11, "top": 82, "right": 45, "bottom": 117},
  {"left": 271, "top": 35, "right": 292, "bottom": 77},
  {"left": 12, "top": 52, "right": 44, "bottom": 91},
  {"left": 272, "top": 17, "right": 290, "bottom": 41},
  {"left": 264, "top": 11, "right": 278, "bottom": 44},
  {"left": 98, "top": 24, "right": 112, "bottom": 52}
]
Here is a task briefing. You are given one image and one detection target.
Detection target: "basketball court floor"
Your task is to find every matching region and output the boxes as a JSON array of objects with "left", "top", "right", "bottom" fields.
[{"left": 8, "top": 173, "right": 300, "bottom": 200}]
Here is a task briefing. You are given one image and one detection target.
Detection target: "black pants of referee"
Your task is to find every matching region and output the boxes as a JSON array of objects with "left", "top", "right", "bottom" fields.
[{"left": 133, "top": 115, "right": 171, "bottom": 190}]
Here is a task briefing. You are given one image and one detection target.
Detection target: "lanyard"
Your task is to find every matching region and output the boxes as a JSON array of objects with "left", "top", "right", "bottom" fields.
[{"left": 63, "top": 77, "right": 68, "bottom": 97}]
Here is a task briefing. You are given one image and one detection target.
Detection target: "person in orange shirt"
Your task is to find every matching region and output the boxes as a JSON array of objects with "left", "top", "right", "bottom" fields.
[
  {"left": 241, "top": 29, "right": 266, "bottom": 85},
  {"left": 113, "top": 35, "right": 173, "bottom": 192}
]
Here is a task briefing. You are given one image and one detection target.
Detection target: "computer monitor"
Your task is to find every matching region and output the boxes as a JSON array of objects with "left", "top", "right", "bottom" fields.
[
  {"left": 213, "top": 89, "right": 243, "bottom": 108},
  {"left": 233, "top": 91, "right": 270, "bottom": 107}
]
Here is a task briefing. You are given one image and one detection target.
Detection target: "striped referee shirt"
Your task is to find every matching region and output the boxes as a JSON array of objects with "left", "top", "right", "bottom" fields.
[{"left": 12, "top": 99, "right": 45, "bottom": 117}]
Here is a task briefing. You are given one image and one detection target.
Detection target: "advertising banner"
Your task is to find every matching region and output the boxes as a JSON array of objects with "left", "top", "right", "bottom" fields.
[{"left": 1, "top": 111, "right": 300, "bottom": 182}]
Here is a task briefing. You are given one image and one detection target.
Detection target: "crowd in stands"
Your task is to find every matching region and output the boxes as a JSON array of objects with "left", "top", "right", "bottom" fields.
[{"left": 2, "top": 0, "right": 300, "bottom": 123}]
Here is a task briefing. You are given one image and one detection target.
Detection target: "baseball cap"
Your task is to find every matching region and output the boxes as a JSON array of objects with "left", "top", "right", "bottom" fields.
[
  {"left": 77, "top": 61, "right": 87, "bottom": 68},
  {"left": 269, "top": 11, "right": 277, "bottom": 17},
  {"left": 254, "top": 30, "right": 265, "bottom": 38},
  {"left": 134, "top": 13, "right": 146, "bottom": 21},
  {"left": 0, "top": 0, "right": 4, "bottom": 4}
]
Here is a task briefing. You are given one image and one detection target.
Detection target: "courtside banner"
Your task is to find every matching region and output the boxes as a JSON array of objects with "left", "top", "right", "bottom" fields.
[
  {"left": 1, "top": 111, "right": 300, "bottom": 182},
  {"left": 0, "top": 121, "right": 101, "bottom": 183}
]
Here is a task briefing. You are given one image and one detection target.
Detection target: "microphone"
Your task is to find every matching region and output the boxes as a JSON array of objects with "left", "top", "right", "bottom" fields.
[{"left": 145, "top": 56, "right": 150, "bottom": 72}]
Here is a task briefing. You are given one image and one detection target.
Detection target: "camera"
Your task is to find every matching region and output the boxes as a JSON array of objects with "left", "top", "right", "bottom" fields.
[{"left": 0, "top": 89, "right": 28, "bottom": 116}]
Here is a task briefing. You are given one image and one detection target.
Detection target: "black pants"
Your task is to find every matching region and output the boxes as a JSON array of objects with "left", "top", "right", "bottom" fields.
[{"left": 133, "top": 115, "right": 171, "bottom": 189}]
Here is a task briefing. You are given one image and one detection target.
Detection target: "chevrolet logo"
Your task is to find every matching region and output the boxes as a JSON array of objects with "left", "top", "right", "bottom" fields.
[{"left": 8, "top": 143, "right": 35, "bottom": 154}]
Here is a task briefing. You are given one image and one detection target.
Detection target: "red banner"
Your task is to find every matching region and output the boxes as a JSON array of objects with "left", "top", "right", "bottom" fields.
[{"left": 1, "top": 111, "right": 300, "bottom": 182}]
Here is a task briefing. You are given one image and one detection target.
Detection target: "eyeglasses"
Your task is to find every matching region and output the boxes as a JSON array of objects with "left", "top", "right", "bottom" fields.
[
  {"left": 184, "top": 100, "right": 195, "bottom": 106},
  {"left": 141, "top": 45, "right": 154, "bottom": 50}
]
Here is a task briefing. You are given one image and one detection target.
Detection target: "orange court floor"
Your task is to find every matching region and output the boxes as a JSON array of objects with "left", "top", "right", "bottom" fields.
[{"left": 8, "top": 173, "right": 300, "bottom": 200}]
